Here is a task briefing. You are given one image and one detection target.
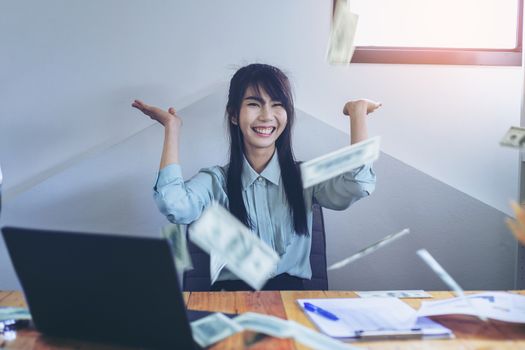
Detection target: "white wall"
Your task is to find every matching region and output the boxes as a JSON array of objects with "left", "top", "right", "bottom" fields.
[
  {"left": 1, "top": 0, "right": 520, "bottom": 215},
  {"left": 0, "top": 1, "right": 520, "bottom": 289}
]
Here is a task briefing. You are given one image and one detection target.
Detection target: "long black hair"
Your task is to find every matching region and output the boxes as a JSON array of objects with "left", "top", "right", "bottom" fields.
[{"left": 225, "top": 63, "right": 308, "bottom": 235}]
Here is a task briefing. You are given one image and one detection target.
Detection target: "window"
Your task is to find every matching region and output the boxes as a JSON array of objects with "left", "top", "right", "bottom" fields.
[{"left": 335, "top": 0, "right": 523, "bottom": 66}]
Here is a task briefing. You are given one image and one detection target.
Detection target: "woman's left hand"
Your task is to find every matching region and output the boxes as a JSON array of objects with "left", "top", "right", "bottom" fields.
[{"left": 343, "top": 99, "right": 382, "bottom": 119}]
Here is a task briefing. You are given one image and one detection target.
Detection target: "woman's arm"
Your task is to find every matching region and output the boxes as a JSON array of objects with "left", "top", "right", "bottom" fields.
[
  {"left": 311, "top": 99, "right": 381, "bottom": 210},
  {"left": 343, "top": 99, "right": 381, "bottom": 144},
  {"left": 133, "top": 99, "right": 223, "bottom": 224},
  {"left": 132, "top": 99, "right": 182, "bottom": 169}
]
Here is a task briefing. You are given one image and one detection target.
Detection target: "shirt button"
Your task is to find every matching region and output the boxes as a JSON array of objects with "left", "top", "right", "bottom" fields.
[{"left": 258, "top": 177, "right": 264, "bottom": 183}]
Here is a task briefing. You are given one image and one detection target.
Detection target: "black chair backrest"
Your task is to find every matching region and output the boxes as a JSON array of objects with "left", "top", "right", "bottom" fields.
[
  {"left": 183, "top": 203, "right": 328, "bottom": 291},
  {"left": 304, "top": 202, "right": 328, "bottom": 290}
]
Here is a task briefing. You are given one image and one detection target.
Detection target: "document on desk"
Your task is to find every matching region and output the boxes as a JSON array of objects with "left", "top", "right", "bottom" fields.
[
  {"left": 417, "top": 292, "right": 525, "bottom": 323},
  {"left": 297, "top": 298, "right": 453, "bottom": 339},
  {"left": 356, "top": 290, "right": 431, "bottom": 299}
]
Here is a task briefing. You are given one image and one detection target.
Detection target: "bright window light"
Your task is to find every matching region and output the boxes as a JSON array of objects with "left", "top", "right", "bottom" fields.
[{"left": 351, "top": 0, "right": 519, "bottom": 49}]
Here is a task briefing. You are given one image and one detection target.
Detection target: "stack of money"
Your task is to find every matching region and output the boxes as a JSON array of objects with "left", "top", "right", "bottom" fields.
[
  {"left": 301, "top": 136, "right": 380, "bottom": 189},
  {"left": 327, "top": 0, "right": 359, "bottom": 65},
  {"left": 188, "top": 202, "right": 279, "bottom": 290}
]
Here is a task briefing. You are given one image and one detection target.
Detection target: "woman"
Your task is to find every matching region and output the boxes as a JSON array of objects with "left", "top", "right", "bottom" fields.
[{"left": 132, "top": 63, "right": 380, "bottom": 291}]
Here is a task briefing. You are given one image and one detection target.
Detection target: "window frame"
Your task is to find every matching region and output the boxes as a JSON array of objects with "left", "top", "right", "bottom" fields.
[{"left": 334, "top": 0, "right": 524, "bottom": 66}]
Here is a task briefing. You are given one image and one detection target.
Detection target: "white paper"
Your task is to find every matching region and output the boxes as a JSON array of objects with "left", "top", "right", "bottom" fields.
[
  {"left": 356, "top": 290, "right": 431, "bottom": 298},
  {"left": 297, "top": 298, "right": 429, "bottom": 338},
  {"left": 417, "top": 292, "right": 525, "bottom": 323}
]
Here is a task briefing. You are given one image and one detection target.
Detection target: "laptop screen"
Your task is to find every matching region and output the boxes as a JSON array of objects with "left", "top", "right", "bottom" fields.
[{"left": 2, "top": 226, "right": 199, "bottom": 349}]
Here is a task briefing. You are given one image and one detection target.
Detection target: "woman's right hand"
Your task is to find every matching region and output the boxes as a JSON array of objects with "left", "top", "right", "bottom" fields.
[{"left": 132, "top": 99, "right": 182, "bottom": 128}]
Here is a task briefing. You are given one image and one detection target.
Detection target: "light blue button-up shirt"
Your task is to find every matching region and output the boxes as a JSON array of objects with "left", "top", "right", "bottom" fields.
[{"left": 154, "top": 150, "right": 376, "bottom": 282}]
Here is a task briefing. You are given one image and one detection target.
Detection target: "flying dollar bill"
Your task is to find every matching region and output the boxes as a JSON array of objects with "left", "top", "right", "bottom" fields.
[
  {"left": 500, "top": 126, "right": 525, "bottom": 148},
  {"left": 327, "top": 0, "right": 359, "bottom": 64},
  {"left": 234, "top": 312, "right": 293, "bottom": 338},
  {"left": 190, "top": 312, "right": 361, "bottom": 349},
  {"left": 327, "top": 228, "right": 410, "bottom": 270},
  {"left": 416, "top": 249, "right": 487, "bottom": 321},
  {"left": 188, "top": 202, "right": 279, "bottom": 290},
  {"left": 161, "top": 223, "right": 193, "bottom": 272},
  {"left": 301, "top": 136, "right": 380, "bottom": 189},
  {"left": 235, "top": 313, "right": 361, "bottom": 350},
  {"left": 191, "top": 312, "right": 242, "bottom": 348}
]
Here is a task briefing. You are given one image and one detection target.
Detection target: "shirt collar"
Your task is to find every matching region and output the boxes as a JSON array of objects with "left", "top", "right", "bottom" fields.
[{"left": 241, "top": 150, "right": 281, "bottom": 190}]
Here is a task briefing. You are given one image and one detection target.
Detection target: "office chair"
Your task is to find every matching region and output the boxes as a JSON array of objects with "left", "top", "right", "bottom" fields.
[{"left": 182, "top": 202, "right": 329, "bottom": 291}]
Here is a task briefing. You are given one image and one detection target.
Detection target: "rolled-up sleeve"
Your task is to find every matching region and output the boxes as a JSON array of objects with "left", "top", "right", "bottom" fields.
[
  {"left": 313, "top": 164, "right": 376, "bottom": 210},
  {"left": 153, "top": 164, "right": 225, "bottom": 224}
]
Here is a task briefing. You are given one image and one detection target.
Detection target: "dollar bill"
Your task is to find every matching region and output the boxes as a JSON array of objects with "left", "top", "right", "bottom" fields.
[
  {"left": 416, "top": 249, "right": 487, "bottom": 321},
  {"left": 328, "top": 228, "right": 410, "bottom": 270},
  {"left": 235, "top": 312, "right": 362, "bottom": 350},
  {"left": 188, "top": 202, "right": 279, "bottom": 290},
  {"left": 191, "top": 312, "right": 242, "bottom": 348},
  {"left": 161, "top": 223, "right": 193, "bottom": 272},
  {"left": 500, "top": 126, "right": 525, "bottom": 148},
  {"left": 327, "top": 0, "right": 359, "bottom": 64},
  {"left": 356, "top": 290, "right": 431, "bottom": 298},
  {"left": 0, "top": 307, "right": 31, "bottom": 322},
  {"left": 235, "top": 312, "right": 293, "bottom": 338},
  {"left": 301, "top": 136, "right": 380, "bottom": 189}
]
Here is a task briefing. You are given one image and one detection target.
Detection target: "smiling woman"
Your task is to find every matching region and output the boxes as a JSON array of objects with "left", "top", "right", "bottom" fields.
[
  {"left": 341, "top": 0, "right": 523, "bottom": 66},
  {"left": 132, "top": 63, "right": 380, "bottom": 291}
]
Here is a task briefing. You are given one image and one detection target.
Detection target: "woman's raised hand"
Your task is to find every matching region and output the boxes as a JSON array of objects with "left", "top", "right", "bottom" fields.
[
  {"left": 343, "top": 99, "right": 382, "bottom": 119},
  {"left": 132, "top": 99, "right": 182, "bottom": 128}
]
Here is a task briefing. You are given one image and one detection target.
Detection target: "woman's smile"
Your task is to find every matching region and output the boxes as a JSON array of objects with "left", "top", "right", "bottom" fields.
[{"left": 252, "top": 126, "right": 276, "bottom": 137}]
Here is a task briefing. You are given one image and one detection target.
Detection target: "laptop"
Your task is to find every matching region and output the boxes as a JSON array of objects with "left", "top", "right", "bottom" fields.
[{"left": 2, "top": 226, "right": 213, "bottom": 349}]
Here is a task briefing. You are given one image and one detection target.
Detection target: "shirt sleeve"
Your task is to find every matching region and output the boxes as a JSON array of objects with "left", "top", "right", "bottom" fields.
[
  {"left": 312, "top": 164, "right": 376, "bottom": 210},
  {"left": 153, "top": 163, "right": 226, "bottom": 224}
]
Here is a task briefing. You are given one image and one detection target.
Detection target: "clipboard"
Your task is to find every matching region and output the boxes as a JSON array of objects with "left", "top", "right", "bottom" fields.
[{"left": 297, "top": 297, "right": 454, "bottom": 340}]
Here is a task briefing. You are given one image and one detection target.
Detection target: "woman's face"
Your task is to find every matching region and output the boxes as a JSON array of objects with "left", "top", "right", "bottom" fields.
[{"left": 235, "top": 85, "right": 288, "bottom": 153}]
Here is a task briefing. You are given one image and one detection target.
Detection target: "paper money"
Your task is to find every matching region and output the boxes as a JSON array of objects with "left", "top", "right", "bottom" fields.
[
  {"left": 328, "top": 228, "right": 410, "bottom": 271},
  {"left": 327, "top": 0, "right": 359, "bottom": 64},
  {"left": 500, "top": 126, "right": 525, "bottom": 148},
  {"left": 235, "top": 312, "right": 293, "bottom": 338},
  {"left": 416, "top": 249, "right": 487, "bottom": 321},
  {"left": 161, "top": 223, "right": 192, "bottom": 271},
  {"left": 161, "top": 223, "right": 193, "bottom": 272},
  {"left": 188, "top": 202, "right": 279, "bottom": 290},
  {"left": 235, "top": 312, "right": 362, "bottom": 350},
  {"left": 356, "top": 290, "right": 432, "bottom": 298},
  {"left": 301, "top": 136, "right": 380, "bottom": 189},
  {"left": 191, "top": 312, "right": 242, "bottom": 348},
  {"left": 0, "top": 307, "right": 31, "bottom": 322}
]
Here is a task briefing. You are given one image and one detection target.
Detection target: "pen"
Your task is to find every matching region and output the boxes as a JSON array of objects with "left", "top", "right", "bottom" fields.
[
  {"left": 354, "top": 328, "right": 424, "bottom": 340},
  {"left": 303, "top": 302, "right": 339, "bottom": 321}
]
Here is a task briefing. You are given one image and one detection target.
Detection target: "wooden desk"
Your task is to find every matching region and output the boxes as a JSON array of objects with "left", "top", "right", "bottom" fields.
[{"left": 1, "top": 290, "right": 524, "bottom": 349}]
